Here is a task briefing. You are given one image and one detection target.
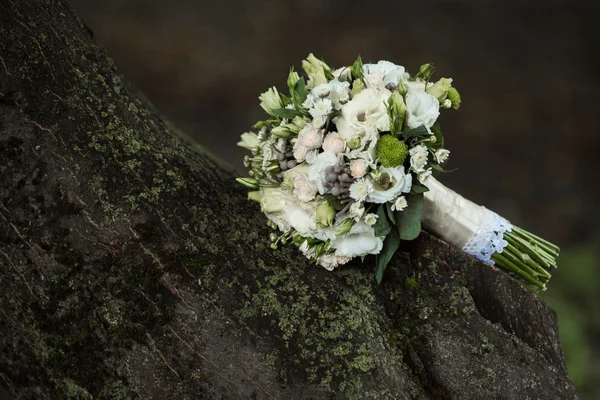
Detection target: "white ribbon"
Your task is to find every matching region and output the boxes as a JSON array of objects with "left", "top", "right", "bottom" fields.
[{"left": 421, "top": 177, "right": 512, "bottom": 264}]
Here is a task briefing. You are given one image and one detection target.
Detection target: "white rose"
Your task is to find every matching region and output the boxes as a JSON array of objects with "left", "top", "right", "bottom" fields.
[
  {"left": 322, "top": 132, "right": 345, "bottom": 154},
  {"left": 349, "top": 159, "right": 369, "bottom": 178},
  {"left": 406, "top": 90, "right": 440, "bottom": 132},
  {"left": 333, "top": 221, "right": 384, "bottom": 257},
  {"left": 409, "top": 145, "right": 429, "bottom": 172},
  {"left": 334, "top": 88, "right": 391, "bottom": 149},
  {"left": 293, "top": 142, "right": 308, "bottom": 162},
  {"left": 366, "top": 166, "right": 412, "bottom": 204},
  {"left": 298, "top": 125, "right": 324, "bottom": 149},
  {"left": 317, "top": 253, "right": 351, "bottom": 271},
  {"left": 293, "top": 174, "right": 318, "bottom": 202},
  {"left": 308, "top": 151, "right": 340, "bottom": 194},
  {"left": 362, "top": 61, "right": 406, "bottom": 89}
]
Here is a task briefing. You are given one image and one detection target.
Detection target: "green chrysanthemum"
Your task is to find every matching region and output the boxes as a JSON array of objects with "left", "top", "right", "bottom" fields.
[{"left": 377, "top": 135, "right": 408, "bottom": 168}]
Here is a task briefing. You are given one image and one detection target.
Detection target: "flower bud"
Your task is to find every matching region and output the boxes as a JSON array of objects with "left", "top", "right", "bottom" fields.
[
  {"left": 418, "top": 63, "right": 435, "bottom": 80},
  {"left": 237, "top": 132, "right": 259, "bottom": 151},
  {"left": 350, "top": 79, "right": 365, "bottom": 98},
  {"left": 260, "top": 189, "right": 285, "bottom": 213},
  {"left": 292, "top": 116, "right": 308, "bottom": 131},
  {"left": 349, "top": 159, "right": 368, "bottom": 178},
  {"left": 271, "top": 124, "right": 293, "bottom": 138},
  {"left": 259, "top": 87, "right": 283, "bottom": 116},
  {"left": 426, "top": 78, "right": 453, "bottom": 102},
  {"left": 302, "top": 53, "right": 329, "bottom": 87},
  {"left": 316, "top": 201, "right": 336, "bottom": 227},
  {"left": 346, "top": 137, "right": 361, "bottom": 150},
  {"left": 334, "top": 219, "right": 355, "bottom": 236},
  {"left": 287, "top": 69, "right": 300, "bottom": 90},
  {"left": 397, "top": 79, "right": 408, "bottom": 96},
  {"left": 447, "top": 87, "right": 461, "bottom": 110},
  {"left": 387, "top": 91, "right": 406, "bottom": 134},
  {"left": 236, "top": 177, "right": 259, "bottom": 189},
  {"left": 247, "top": 191, "right": 261, "bottom": 202}
]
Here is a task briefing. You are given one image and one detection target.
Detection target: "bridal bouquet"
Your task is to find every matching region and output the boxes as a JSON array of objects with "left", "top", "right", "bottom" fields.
[{"left": 237, "top": 54, "right": 559, "bottom": 291}]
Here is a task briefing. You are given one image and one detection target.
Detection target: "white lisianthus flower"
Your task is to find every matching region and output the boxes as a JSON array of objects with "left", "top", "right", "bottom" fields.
[
  {"left": 418, "top": 168, "right": 433, "bottom": 184},
  {"left": 406, "top": 79, "right": 427, "bottom": 93},
  {"left": 349, "top": 159, "right": 369, "bottom": 178},
  {"left": 328, "top": 79, "right": 351, "bottom": 109},
  {"left": 332, "top": 221, "right": 384, "bottom": 258},
  {"left": 260, "top": 188, "right": 324, "bottom": 237},
  {"left": 334, "top": 88, "right": 391, "bottom": 150},
  {"left": 297, "top": 125, "right": 324, "bottom": 149},
  {"left": 293, "top": 174, "right": 318, "bottom": 202},
  {"left": 347, "top": 202, "right": 365, "bottom": 221},
  {"left": 317, "top": 253, "right": 351, "bottom": 271},
  {"left": 322, "top": 132, "right": 345, "bottom": 154},
  {"left": 434, "top": 149, "right": 450, "bottom": 164},
  {"left": 364, "top": 213, "right": 378, "bottom": 226},
  {"left": 302, "top": 93, "right": 315, "bottom": 109},
  {"left": 333, "top": 67, "right": 352, "bottom": 81},
  {"left": 409, "top": 145, "right": 429, "bottom": 172},
  {"left": 308, "top": 151, "right": 340, "bottom": 194},
  {"left": 391, "top": 196, "right": 408, "bottom": 212},
  {"left": 237, "top": 132, "right": 259, "bottom": 151},
  {"left": 349, "top": 178, "right": 374, "bottom": 202},
  {"left": 406, "top": 90, "right": 440, "bottom": 133},
  {"left": 362, "top": 61, "right": 406, "bottom": 89},
  {"left": 366, "top": 166, "right": 412, "bottom": 203},
  {"left": 309, "top": 98, "right": 333, "bottom": 119}
]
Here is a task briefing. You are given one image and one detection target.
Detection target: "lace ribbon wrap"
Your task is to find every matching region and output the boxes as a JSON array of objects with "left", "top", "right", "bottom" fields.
[{"left": 421, "top": 177, "right": 513, "bottom": 265}]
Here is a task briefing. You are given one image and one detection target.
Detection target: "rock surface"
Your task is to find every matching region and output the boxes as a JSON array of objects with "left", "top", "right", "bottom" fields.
[{"left": 0, "top": 1, "right": 578, "bottom": 398}]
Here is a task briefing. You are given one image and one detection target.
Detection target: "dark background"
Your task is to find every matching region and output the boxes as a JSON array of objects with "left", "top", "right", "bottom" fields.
[{"left": 69, "top": 0, "right": 600, "bottom": 397}]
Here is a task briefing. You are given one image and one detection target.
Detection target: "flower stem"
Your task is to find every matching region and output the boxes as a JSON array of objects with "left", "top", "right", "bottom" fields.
[{"left": 491, "top": 226, "right": 559, "bottom": 292}]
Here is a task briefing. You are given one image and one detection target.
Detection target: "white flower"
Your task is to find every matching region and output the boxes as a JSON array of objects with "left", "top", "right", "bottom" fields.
[
  {"left": 349, "top": 178, "right": 373, "bottom": 202},
  {"left": 317, "top": 253, "right": 351, "bottom": 271},
  {"left": 332, "top": 221, "right": 384, "bottom": 257},
  {"left": 347, "top": 202, "right": 365, "bottom": 221},
  {"left": 333, "top": 67, "right": 352, "bottom": 81},
  {"left": 311, "top": 116, "right": 326, "bottom": 129},
  {"left": 293, "top": 174, "right": 318, "bottom": 202},
  {"left": 349, "top": 159, "right": 369, "bottom": 178},
  {"left": 322, "top": 132, "right": 345, "bottom": 154},
  {"left": 293, "top": 143, "right": 308, "bottom": 162},
  {"left": 302, "top": 93, "right": 315, "bottom": 109},
  {"left": 328, "top": 79, "right": 351, "bottom": 109},
  {"left": 406, "top": 79, "right": 427, "bottom": 93},
  {"left": 308, "top": 151, "right": 340, "bottom": 194},
  {"left": 362, "top": 61, "right": 406, "bottom": 89},
  {"left": 366, "top": 166, "right": 412, "bottom": 203},
  {"left": 297, "top": 125, "right": 324, "bottom": 149},
  {"left": 260, "top": 188, "right": 325, "bottom": 237},
  {"left": 312, "top": 83, "right": 331, "bottom": 98},
  {"left": 391, "top": 196, "right": 408, "bottom": 212},
  {"left": 305, "top": 149, "right": 319, "bottom": 164},
  {"left": 406, "top": 90, "right": 440, "bottom": 133},
  {"left": 442, "top": 99, "right": 452, "bottom": 108},
  {"left": 418, "top": 168, "right": 432, "bottom": 184},
  {"left": 237, "top": 132, "right": 259, "bottom": 151},
  {"left": 334, "top": 88, "right": 391, "bottom": 150},
  {"left": 434, "top": 149, "right": 450, "bottom": 164},
  {"left": 409, "top": 145, "right": 429, "bottom": 172},
  {"left": 364, "top": 213, "right": 378, "bottom": 226},
  {"left": 309, "top": 98, "right": 333, "bottom": 119}
]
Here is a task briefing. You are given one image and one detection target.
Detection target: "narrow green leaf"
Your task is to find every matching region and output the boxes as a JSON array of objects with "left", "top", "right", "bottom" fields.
[
  {"left": 294, "top": 78, "right": 308, "bottom": 101},
  {"left": 385, "top": 203, "right": 397, "bottom": 225},
  {"left": 395, "top": 194, "right": 424, "bottom": 240},
  {"left": 431, "top": 125, "right": 444, "bottom": 148},
  {"left": 375, "top": 229, "right": 400, "bottom": 285},
  {"left": 351, "top": 55, "right": 364, "bottom": 80},
  {"left": 373, "top": 205, "right": 392, "bottom": 237},
  {"left": 272, "top": 108, "right": 303, "bottom": 119}
]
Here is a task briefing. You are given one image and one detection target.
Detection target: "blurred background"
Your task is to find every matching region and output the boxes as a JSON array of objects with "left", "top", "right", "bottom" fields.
[{"left": 69, "top": 0, "right": 599, "bottom": 397}]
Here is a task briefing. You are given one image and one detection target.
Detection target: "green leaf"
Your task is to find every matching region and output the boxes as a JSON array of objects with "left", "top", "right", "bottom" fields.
[
  {"left": 294, "top": 78, "right": 308, "bottom": 101},
  {"left": 410, "top": 183, "right": 430, "bottom": 194},
  {"left": 272, "top": 108, "right": 303, "bottom": 119},
  {"left": 385, "top": 203, "right": 397, "bottom": 225},
  {"left": 431, "top": 125, "right": 444, "bottom": 148},
  {"left": 375, "top": 229, "right": 400, "bottom": 285},
  {"left": 373, "top": 205, "right": 392, "bottom": 237},
  {"left": 350, "top": 55, "right": 364, "bottom": 80},
  {"left": 395, "top": 194, "right": 424, "bottom": 240},
  {"left": 402, "top": 125, "right": 429, "bottom": 137}
]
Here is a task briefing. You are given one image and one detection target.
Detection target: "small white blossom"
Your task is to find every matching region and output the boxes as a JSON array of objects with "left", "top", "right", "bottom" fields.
[
  {"left": 435, "top": 149, "right": 450, "bottom": 164},
  {"left": 364, "top": 213, "right": 378, "bottom": 226},
  {"left": 348, "top": 202, "right": 365, "bottom": 221},
  {"left": 309, "top": 98, "right": 333, "bottom": 119},
  {"left": 312, "top": 83, "right": 331, "bottom": 98},
  {"left": 418, "top": 168, "right": 433, "bottom": 184},
  {"left": 333, "top": 67, "right": 352, "bottom": 81},
  {"left": 311, "top": 116, "right": 326, "bottom": 129},
  {"left": 391, "top": 196, "right": 408, "bottom": 212},
  {"left": 302, "top": 93, "right": 315, "bottom": 109},
  {"left": 442, "top": 99, "right": 452, "bottom": 108},
  {"left": 322, "top": 132, "right": 345, "bottom": 154},
  {"left": 409, "top": 145, "right": 429, "bottom": 172},
  {"left": 349, "top": 178, "right": 374, "bottom": 202},
  {"left": 293, "top": 174, "right": 318, "bottom": 202}
]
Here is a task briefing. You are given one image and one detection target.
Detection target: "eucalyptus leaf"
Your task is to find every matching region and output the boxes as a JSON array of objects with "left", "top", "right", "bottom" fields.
[
  {"left": 402, "top": 125, "right": 429, "bottom": 138},
  {"left": 373, "top": 205, "right": 392, "bottom": 237},
  {"left": 410, "top": 183, "right": 430, "bottom": 194},
  {"left": 375, "top": 229, "right": 400, "bottom": 285},
  {"left": 385, "top": 203, "right": 397, "bottom": 225},
  {"left": 395, "top": 194, "right": 424, "bottom": 240}
]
